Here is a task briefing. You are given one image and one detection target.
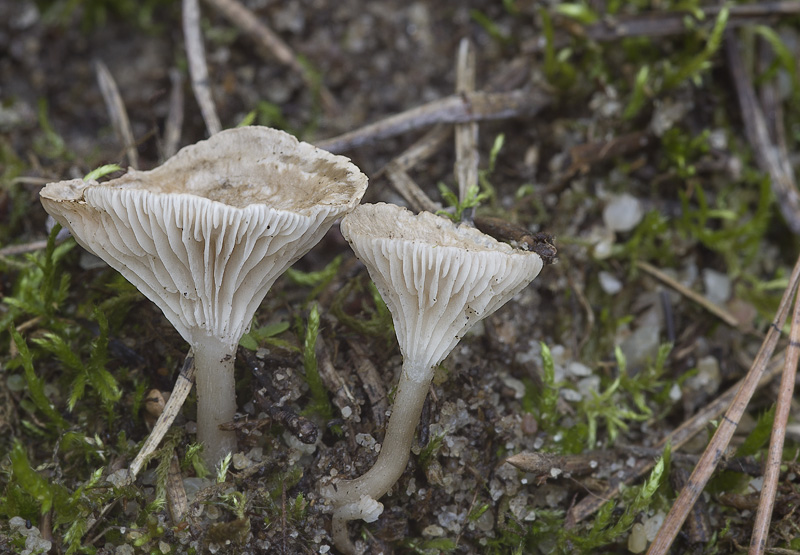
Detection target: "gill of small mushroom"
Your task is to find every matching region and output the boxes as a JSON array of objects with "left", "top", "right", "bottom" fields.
[
  {"left": 327, "top": 202, "right": 548, "bottom": 553},
  {"left": 40, "top": 126, "right": 367, "bottom": 467}
]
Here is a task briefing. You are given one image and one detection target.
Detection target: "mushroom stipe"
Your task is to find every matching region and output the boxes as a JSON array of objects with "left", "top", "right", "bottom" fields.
[{"left": 327, "top": 203, "right": 548, "bottom": 553}]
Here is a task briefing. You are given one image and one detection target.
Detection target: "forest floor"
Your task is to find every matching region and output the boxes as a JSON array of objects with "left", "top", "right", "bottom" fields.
[{"left": 2, "top": 1, "right": 800, "bottom": 554}]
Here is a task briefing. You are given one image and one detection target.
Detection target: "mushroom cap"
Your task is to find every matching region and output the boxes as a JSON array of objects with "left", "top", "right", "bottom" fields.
[
  {"left": 340, "top": 203, "right": 543, "bottom": 381},
  {"left": 41, "top": 126, "right": 368, "bottom": 347}
]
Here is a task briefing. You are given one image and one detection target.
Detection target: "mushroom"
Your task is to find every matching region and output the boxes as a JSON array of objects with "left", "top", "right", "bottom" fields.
[
  {"left": 40, "top": 126, "right": 368, "bottom": 466},
  {"left": 329, "top": 202, "right": 547, "bottom": 552}
]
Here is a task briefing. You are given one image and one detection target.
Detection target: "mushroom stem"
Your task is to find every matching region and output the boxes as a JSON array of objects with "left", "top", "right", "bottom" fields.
[
  {"left": 192, "top": 336, "right": 238, "bottom": 467},
  {"left": 330, "top": 363, "right": 431, "bottom": 553}
]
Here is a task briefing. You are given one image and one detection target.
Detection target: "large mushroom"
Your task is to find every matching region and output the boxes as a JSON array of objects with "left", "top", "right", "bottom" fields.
[
  {"left": 328, "top": 202, "right": 547, "bottom": 552},
  {"left": 40, "top": 126, "right": 368, "bottom": 466}
]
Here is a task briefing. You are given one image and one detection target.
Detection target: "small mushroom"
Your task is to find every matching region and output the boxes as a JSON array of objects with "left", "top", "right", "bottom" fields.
[
  {"left": 328, "top": 203, "right": 547, "bottom": 552},
  {"left": 40, "top": 126, "right": 367, "bottom": 466}
]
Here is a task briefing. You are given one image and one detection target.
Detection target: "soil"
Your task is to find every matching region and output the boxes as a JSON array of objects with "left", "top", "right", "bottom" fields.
[{"left": 2, "top": 1, "right": 800, "bottom": 554}]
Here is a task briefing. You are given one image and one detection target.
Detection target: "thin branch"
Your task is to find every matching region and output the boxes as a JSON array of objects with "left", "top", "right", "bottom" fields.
[
  {"left": 94, "top": 60, "right": 139, "bottom": 169},
  {"left": 385, "top": 164, "right": 440, "bottom": 214},
  {"left": 725, "top": 31, "right": 800, "bottom": 235},
  {"left": 523, "top": 2, "right": 800, "bottom": 49},
  {"left": 183, "top": 0, "right": 222, "bottom": 136},
  {"left": 128, "top": 353, "right": 196, "bottom": 480},
  {"left": 750, "top": 293, "right": 800, "bottom": 554},
  {"left": 647, "top": 253, "right": 800, "bottom": 554},
  {"left": 162, "top": 68, "right": 185, "bottom": 160},
  {"left": 316, "top": 89, "right": 551, "bottom": 154},
  {"left": 201, "top": 0, "right": 338, "bottom": 114},
  {"left": 567, "top": 351, "right": 786, "bottom": 526},
  {"left": 637, "top": 261, "right": 742, "bottom": 329},
  {"left": 455, "top": 38, "right": 479, "bottom": 218}
]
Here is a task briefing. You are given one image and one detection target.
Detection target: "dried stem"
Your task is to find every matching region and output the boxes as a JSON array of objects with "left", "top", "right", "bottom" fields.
[
  {"left": 183, "top": 0, "right": 222, "bottom": 136},
  {"left": 725, "top": 31, "right": 800, "bottom": 235},
  {"left": 201, "top": 0, "right": 338, "bottom": 114},
  {"left": 94, "top": 60, "right": 139, "bottom": 168},
  {"left": 455, "top": 38, "right": 478, "bottom": 219},
  {"left": 647, "top": 253, "right": 800, "bottom": 554},
  {"left": 749, "top": 292, "right": 800, "bottom": 553},
  {"left": 317, "top": 89, "right": 550, "bottom": 153}
]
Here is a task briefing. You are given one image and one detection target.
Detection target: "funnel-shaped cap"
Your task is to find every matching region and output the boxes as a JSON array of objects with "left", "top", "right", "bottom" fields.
[
  {"left": 41, "top": 126, "right": 368, "bottom": 347},
  {"left": 340, "top": 203, "right": 543, "bottom": 381}
]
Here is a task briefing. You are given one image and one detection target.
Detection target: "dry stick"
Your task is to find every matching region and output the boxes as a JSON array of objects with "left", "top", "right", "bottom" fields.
[
  {"left": 317, "top": 89, "right": 550, "bottom": 154},
  {"left": 0, "top": 240, "right": 49, "bottom": 257},
  {"left": 750, "top": 295, "right": 800, "bottom": 554},
  {"left": 162, "top": 68, "right": 185, "bottom": 160},
  {"left": 128, "top": 353, "right": 196, "bottom": 480},
  {"left": 637, "top": 261, "right": 741, "bottom": 328},
  {"left": 84, "top": 354, "right": 196, "bottom": 541},
  {"left": 523, "top": 2, "right": 800, "bottom": 49},
  {"left": 94, "top": 60, "right": 139, "bottom": 169},
  {"left": 725, "top": 32, "right": 800, "bottom": 235},
  {"left": 566, "top": 351, "right": 786, "bottom": 526},
  {"left": 455, "top": 38, "right": 479, "bottom": 220},
  {"left": 646, "top": 254, "right": 800, "bottom": 555},
  {"left": 201, "top": 0, "right": 338, "bottom": 114},
  {"left": 183, "top": 0, "right": 222, "bottom": 136},
  {"left": 385, "top": 164, "right": 440, "bottom": 213},
  {"left": 166, "top": 454, "right": 189, "bottom": 524}
]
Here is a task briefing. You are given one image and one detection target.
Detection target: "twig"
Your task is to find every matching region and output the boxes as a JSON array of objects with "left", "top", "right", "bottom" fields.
[
  {"left": 348, "top": 340, "right": 389, "bottom": 429},
  {"left": 201, "top": 0, "right": 338, "bottom": 114},
  {"left": 316, "top": 88, "right": 550, "bottom": 154},
  {"left": 455, "top": 38, "right": 479, "bottom": 222},
  {"left": 750, "top": 291, "right": 800, "bottom": 554},
  {"left": 725, "top": 31, "right": 800, "bottom": 235},
  {"left": 162, "top": 68, "right": 185, "bottom": 160},
  {"left": 384, "top": 164, "right": 440, "bottom": 214},
  {"left": 647, "top": 253, "right": 800, "bottom": 554},
  {"left": 127, "top": 353, "right": 196, "bottom": 480},
  {"left": 567, "top": 350, "right": 786, "bottom": 527},
  {"left": 636, "top": 260, "right": 741, "bottom": 328},
  {"left": 94, "top": 60, "right": 139, "bottom": 169},
  {"left": 0, "top": 239, "right": 50, "bottom": 257},
  {"left": 523, "top": 3, "right": 800, "bottom": 49},
  {"left": 84, "top": 353, "right": 195, "bottom": 541},
  {"left": 166, "top": 454, "right": 189, "bottom": 524},
  {"left": 183, "top": 0, "right": 222, "bottom": 136}
]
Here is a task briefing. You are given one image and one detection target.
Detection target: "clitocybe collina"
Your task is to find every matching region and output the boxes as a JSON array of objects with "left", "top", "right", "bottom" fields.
[
  {"left": 40, "top": 126, "right": 368, "bottom": 467},
  {"left": 328, "top": 202, "right": 548, "bottom": 553}
]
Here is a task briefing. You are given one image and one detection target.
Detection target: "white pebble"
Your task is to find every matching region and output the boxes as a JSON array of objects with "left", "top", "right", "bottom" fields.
[
  {"left": 603, "top": 194, "right": 644, "bottom": 233},
  {"left": 599, "top": 271, "right": 623, "bottom": 295}
]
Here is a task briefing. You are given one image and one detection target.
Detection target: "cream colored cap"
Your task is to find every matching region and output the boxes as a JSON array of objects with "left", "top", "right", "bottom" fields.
[
  {"left": 41, "top": 126, "right": 368, "bottom": 346},
  {"left": 340, "top": 203, "right": 543, "bottom": 381}
]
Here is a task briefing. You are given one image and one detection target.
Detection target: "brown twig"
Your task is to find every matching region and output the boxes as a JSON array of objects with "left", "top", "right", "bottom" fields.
[
  {"left": 183, "top": 0, "right": 222, "bottom": 136},
  {"left": 647, "top": 253, "right": 800, "bottom": 554},
  {"left": 750, "top": 289, "right": 800, "bottom": 554},
  {"left": 316, "top": 89, "right": 550, "bottom": 154},
  {"left": 636, "top": 260, "right": 741, "bottom": 329},
  {"left": 384, "top": 164, "right": 440, "bottom": 214},
  {"left": 725, "top": 31, "right": 800, "bottom": 235},
  {"left": 567, "top": 350, "right": 787, "bottom": 527},
  {"left": 348, "top": 340, "right": 389, "bottom": 429},
  {"left": 455, "top": 38, "right": 479, "bottom": 222},
  {"left": 162, "top": 68, "right": 185, "bottom": 160},
  {"left": 94, "top": 60, "right": 139, "bottom": 169},
  {"left": 127, "top": 353, "right": 196, "bottom": 480},
  {"left": 201, "top": 0, "right": 338, "bottom": 114},
  {"left": 523, "top": 3, "right": 800, "bottom": 50}
]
